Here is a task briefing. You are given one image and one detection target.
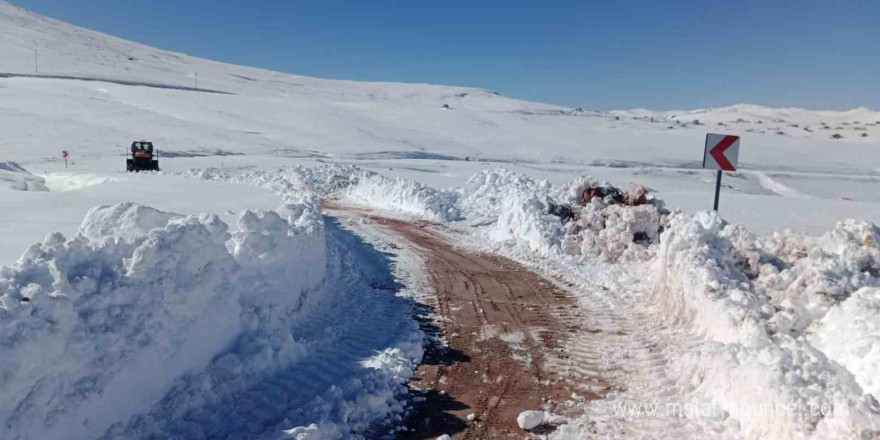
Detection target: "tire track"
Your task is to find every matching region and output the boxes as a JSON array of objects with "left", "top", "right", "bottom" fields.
[{"left": 327, "top": 211, "right": 612, "bottom": 439}]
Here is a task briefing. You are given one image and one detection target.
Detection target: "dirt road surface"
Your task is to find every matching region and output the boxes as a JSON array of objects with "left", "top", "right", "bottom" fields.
[{"left": 326, "top": 204, "right": 609, "bottom": 439}]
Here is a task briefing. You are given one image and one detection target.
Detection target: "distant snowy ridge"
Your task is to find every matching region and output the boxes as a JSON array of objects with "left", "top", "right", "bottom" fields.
[
  {"left": 609, "top": 103, "right": 879, "bottom": 126},
  {"left": 2, "top": 1, "right": 877, "bottom": 173}
]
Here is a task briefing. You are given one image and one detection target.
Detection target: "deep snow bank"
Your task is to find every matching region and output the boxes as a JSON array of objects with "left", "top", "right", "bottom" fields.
[
  {"left": 812, "top": 287, "right": 880, "bottom": 399},
  {"left": 0, "top": 207, "right": 244, "bottom": 440},
  {"left": 654, "top": 212, "right": 880, "bottom": 438},
  {"left": 0, "top": 199, "right": 328, "bottom": 440}
]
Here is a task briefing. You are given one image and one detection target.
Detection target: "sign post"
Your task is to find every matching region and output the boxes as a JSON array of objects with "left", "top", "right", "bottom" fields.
[
  {"left": 702, "top": 134, "right": 740, "bottom": 211},
  {"left": 62, "top": 150, "right": 69, "bottom": 169}
]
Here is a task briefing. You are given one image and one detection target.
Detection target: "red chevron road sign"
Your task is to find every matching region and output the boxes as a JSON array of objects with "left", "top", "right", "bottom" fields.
[{"left": 703, "top": 134, "right": 740, "bottom": 171}]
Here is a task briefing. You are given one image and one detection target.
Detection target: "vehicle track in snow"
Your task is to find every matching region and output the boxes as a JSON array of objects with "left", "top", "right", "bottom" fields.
[{"left": 510, "top": 253, "right": 728, "bottom": 438}]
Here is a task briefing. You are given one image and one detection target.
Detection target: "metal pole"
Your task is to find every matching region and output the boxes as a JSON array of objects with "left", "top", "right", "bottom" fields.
[
  {"left": 195, "top": 73, "right": 198, "bottom": 89},
  {"left": 713, "top": 170, "right": 722, "bottom": 211},
  {"left": 34, "top": 49, "right": 38, "bottom": 73}
]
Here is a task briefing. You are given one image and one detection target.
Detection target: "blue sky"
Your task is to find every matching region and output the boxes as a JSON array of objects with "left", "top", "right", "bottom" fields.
[{"left": 11, "top": 0, "right": 879, "bottom": 110}]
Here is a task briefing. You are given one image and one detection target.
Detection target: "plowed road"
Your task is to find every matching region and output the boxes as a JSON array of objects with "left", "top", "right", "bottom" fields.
[{"left": 325, "top": 204, "right": 608, "bottom": 439}]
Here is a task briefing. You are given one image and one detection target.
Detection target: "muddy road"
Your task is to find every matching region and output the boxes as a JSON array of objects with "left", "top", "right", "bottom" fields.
[{"left": 326, "top": 204, "right": 609, "bottom": 439}]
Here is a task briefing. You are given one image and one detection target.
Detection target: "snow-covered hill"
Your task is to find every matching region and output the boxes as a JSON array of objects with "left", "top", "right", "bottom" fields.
[
  {"left": 1, "top": 0, "right": 877, "bottom": 174},
  {"left": 1, "top": 2, "right": 880, "bottom": 439}
]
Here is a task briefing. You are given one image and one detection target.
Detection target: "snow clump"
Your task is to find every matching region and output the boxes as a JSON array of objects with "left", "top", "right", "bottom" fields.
[{"left": 517, "top": 410, "right": 546, "bottom": 430}]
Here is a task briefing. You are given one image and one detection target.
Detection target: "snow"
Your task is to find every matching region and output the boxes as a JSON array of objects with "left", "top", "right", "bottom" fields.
[
  {"left": 302, "top": 166, "right": 880, "bottom": 438},
  {"left": 812, "top": 287, "right": 880, "bottom": 399},
  {"left": 0, "top": 161, "right": 48, "bottom": 191},
  {"left": 77, "top": 202, "right": 180, "bottom": 242},
  {"left": 1, "top": 0, "right": 878, "bottom": 239},
  {"left": 0, "top": 209, "right": 244, "bottom": 440},
  {"left": 517, "top": 410, "right": 546, "bottom": 430},
  {"left": 42, "top": 172, "right": 116, "bottom": 191},
  {"left": 0, "top": 170, "right": 281, "bottom": 265},
  {"left": 0, "top": 169, "right": 425, "bottom": 439},
  {"left": 343, "top": 171, "right": 461, "bottom": 221},
  {"left": 652, "top": 212, "right": 879, "bottom": 439},
  {"left": 1, "top": 2, "right": 880, "bottom": 439}
]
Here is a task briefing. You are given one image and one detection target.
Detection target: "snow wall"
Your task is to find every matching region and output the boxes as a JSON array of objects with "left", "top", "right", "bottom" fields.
[{"left": 0, "top": 199, "right": 326, "bottom": 440}]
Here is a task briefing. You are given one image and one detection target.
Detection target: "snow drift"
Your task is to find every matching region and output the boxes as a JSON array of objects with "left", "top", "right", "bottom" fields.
[
  {"left": 0, "top": 161, "right": 48, "bottom": 191},
  {"left": 654, "top": 212, "right": 880, "bottom": 439},
  {"left": 343, "top": 172, "right": 461, "bottom": 222},
  {"left": 0, "top": 207, "right": 246, "bottom": 440},
  {"left": 0, "top": 197, "right": 329, "bottom": 440}
]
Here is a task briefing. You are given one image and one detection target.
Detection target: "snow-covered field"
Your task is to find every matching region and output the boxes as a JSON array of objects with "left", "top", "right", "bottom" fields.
[
  {"left": 2, "top": 1, "right": 879, "bottom": 236},
  {"left": 1, "top": 1, "right": 879, "bottom": 439}
]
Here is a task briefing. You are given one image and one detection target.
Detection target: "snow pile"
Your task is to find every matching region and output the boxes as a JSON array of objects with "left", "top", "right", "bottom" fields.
[
  {"left": 657, "top": 214, "right": 879, "bottom": 346},
  {"left": 459, "top": 169, "right": 666, "bottom": 261},
  {"left": 654, "top": 212, "right": 880, "bottom": 438},
  {"left": 459, "top": 168, "right": 551, "bottom": 216},
  {"left": 561, "top": 202, "right": 663, "bottom": 263},
  {"left": 182, "top": 164, "right": 347, "bottom": 201},
  {"left": 176, "top": 164, "right": 360, "bottom": 196},
  {"left": 757, "top": 220, "right": 880, "bottom": 400},
  {"left": 77, "top": 202, "right": 181, "bottom": 242},
  {"left": 0, "top": 210, "right": 243, "bottom": 440},
  {"left": 759, "top": 220, "right": 880, "bottom": 336},
  {"left": 231, "top": 203, "right": 325, "bottom": 293},
  {"left": 179, "top": 163, "right": 462, "bottom": 222},
  {"left": 0, "top": 161, "right": 48, "bottom": 191},
  {"left": 0, "top": 195, "right": 340, "bottom": 439},
  {"left": 653, "top": 212, "right": 769, "bottom": 342},
  {"left": 459, "top": 169, "right": 561, "bottom": 255},
  {"left": 812, "top": 287, "right": 880, "bottom": 399},
  {"left": 343, "top": 172, "right": 461, "bottom": 221}
]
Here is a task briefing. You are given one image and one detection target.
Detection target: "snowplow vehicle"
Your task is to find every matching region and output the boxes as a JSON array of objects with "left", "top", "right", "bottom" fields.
[{"left": 127, "top": 141, "right": 159, "bottom": 172}]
